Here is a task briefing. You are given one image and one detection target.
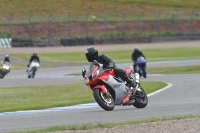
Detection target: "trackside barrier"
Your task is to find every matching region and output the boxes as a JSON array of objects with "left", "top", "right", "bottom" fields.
[
  {"left": 0, "top": 38, "right": 12, "bottom": 48},
  {"left": 60, "top": 37, "right": 94, "bottom": 46}
]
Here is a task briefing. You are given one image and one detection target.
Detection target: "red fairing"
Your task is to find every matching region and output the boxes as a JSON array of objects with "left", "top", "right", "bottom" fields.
[
  {"left": 120, "top": 92, "right": 132, "bottom": 105},
  {"left": 124, "top": 69, "right": 132, "bottom": 74},
  {"left": 89, "top": 69, "right": 115, "bottom": 85},
  {"left": 93, "top": 85, "right": 107, "bottom": 94},
  {"left": 108, "top": 69, "right": 115, "bottom": 77}
]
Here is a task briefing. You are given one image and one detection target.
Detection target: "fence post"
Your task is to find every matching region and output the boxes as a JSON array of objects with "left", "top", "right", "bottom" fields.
[
  {"left": 157, "top": 12, "right": 161, "bottom": 35},
  {"left": 140, "top": 11, "right": 144, "bottom": 35},
  {"left": 68, "top": 12, "right": 71, "bottom": 38},
  {"left": 104, "top": 12, "right": 108, "bottom": 36},
  {"left": 85, "top": 12, "right": 89, "bottom": 38},
  {"left": 28, "top": 13, "right": 32, "bottom": 40},
  {"left": 174, "top": 11, "right": 178, "bottom": 34},
  {"left": 190, "top": 11, "right": 194, "bottom": 33},
  {"left": 122, "top": 12, "right": 126, "bottom": 35},
  {"left": 48, "top": 12, "right": 52, "bottom": 45},
  {"left": 8, "top": 14, "right": 13, "bottom": 38}
]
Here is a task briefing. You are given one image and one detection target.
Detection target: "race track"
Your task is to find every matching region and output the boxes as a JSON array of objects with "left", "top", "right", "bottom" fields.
[{"left": 0, "top": 58, "right": 200, "bottom": 132}]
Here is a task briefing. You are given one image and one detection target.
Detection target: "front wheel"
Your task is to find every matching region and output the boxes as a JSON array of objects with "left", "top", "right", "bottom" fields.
[
  {"left": 93, "top": 89, "right": 115, "bottom": 111},
  {"left": 133, "top": 87, "right": 148, "bottom": 108}
]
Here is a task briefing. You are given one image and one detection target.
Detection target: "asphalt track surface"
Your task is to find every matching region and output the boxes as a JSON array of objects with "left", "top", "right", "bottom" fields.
[{"left": 0, "top": 45, "right": 200, "bottom": 132}]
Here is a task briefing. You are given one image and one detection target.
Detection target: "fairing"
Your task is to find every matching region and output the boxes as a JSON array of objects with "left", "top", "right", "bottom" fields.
[{"left": 87, "top": 62, "right": 130, "bottom": 105}]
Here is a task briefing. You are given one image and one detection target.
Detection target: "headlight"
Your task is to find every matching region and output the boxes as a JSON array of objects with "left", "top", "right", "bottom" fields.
[{"left": 3, "top": 65, "right": 9, "bottom": 70}]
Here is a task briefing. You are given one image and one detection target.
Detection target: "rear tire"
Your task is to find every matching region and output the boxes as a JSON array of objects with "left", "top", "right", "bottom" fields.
[
  {"left": 93, "top": 89, "right": 115, "bottom": 111},
  {"left": 32, "top": 67, "right": 37, "bottom": 78},
  {"left": 142, "top": 67, "right": 147, "bottom": 78},
  {"left": 32, "top": 70, "right": 35, "bottom": 78},
  {"left": 133, "top": 87, "right": 148, "bottom": 108}
]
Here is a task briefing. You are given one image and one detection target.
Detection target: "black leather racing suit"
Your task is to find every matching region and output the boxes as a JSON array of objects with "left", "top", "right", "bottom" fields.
[
  {"left": 28, "top": 55, "right": 40, "bottom": 67},
  {"left": 97, "top": 54, "right": 135, "bottom": 87},
  {"left": 1, "top": 58, "right": 10, "bottom": 64},
  {"left": 131, "top": 50, "right": 146, "bottom": 72}
]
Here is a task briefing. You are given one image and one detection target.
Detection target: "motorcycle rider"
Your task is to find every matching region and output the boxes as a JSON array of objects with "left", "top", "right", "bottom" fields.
[
  {"left": 1, "top": 54, "right": 11, "bottom": 65},
  {"left": 0, "top": 54, "right": 11, "bottom": 77},
  {"left": 26, "top": 52, "right": 40, "bottom": 72},
  {"left": 85, "top": 46, "right": 137, "bottom": 95},
  {"left": 131, "top": 48, "right": 146, "bottom": 72}
]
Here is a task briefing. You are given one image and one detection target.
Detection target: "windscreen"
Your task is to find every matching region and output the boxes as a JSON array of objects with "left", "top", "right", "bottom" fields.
[
  {"left": 87, "top": 62, "right": 105, "bottom": 78},
  {"left": 88, "top": 62, "right": 96, "bottom": 76}
]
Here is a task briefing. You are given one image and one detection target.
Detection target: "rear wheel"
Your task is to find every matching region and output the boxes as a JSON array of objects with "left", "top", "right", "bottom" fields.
[
  {"left": 141, "top": 67, "right": 147, "bottom": 78},
  {"left": 32, "top": 70, "right": 35, "bottom": 78},
  {"left": 93, "top": 89, "right": 115, "bottom": 111},
  {"left": 133, "top": 87, "right": 148, "bottom": 108},
  {"left": 32, "top": 67, "right": 37, "bottom": 78}
]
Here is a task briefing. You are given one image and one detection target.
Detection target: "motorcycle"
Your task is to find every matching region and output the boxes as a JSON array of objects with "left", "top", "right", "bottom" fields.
[
  {"left": 27, "top": 59, "right": 40, "bottom": 78},
  {"left": 82, "top": 60, "right": 148, "bottom": 111},
  {"left": 0, "top": 61, "right": 11, "bottom": 79},
  {"left": 134, "top": 56, "right": 147, "bottom": 78}
]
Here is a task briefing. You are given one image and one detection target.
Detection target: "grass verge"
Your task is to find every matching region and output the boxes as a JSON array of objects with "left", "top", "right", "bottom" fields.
[
  {"left": 0, "top": 82, "right": 166, "bottom": 112},
  {"left": 11, "top": 47, "right": 200, "bottom": 69},
  {"left": 148, "top": 65, "right": 200, "bottom": 74},
  {"left": 68, "top": 65, "right": 200, "bottom": 76},
  {"left": 0, "top": 0, "right": 198, "bottom": 20},
  {"left": 12, "top": 115, "right": 200, "bottom": 133}
]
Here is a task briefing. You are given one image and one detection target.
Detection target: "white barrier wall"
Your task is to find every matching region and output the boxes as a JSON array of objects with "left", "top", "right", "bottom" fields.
[{"left": 0, "top": 38, "right": 12, "bottom": 48}]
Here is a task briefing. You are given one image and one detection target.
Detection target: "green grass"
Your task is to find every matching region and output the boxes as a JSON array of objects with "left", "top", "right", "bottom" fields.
[
  {"left": 0, "top": 81, "right": 166, "bottom": 112},
  {"left": 12, "top": 115, "right": 200, "bottom": 133},
  {"left": 0, "top": 0, "right": 198, "bottom": 21},
  {"left": 68, "top": 65, "right": 200, "bottom": 76},
  {"left": 11, "top": 47, "right": 200, "bottom": 69},
  {"left": 148, "top": 65, "right": 200, "bottom": 74}
]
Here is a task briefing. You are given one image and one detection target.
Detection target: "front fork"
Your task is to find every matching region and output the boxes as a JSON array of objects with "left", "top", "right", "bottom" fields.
[
  {"left": 93, "top": 85, "right": 111, "bottom": 99},
  {"left": 93, "top": 85, "right": 108, "bottom": 94}
]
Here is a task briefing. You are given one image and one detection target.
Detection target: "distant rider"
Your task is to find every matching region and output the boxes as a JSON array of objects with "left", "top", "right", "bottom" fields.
[
  {"left": 131, "top": 48, "right": 146, "bottom": 72},
  {"left": 0, "top": 54, "right": 11, "bottom": 76},
  {"left": 26, "top": 52, "right": 40, "bottom": 72},
  {"left": 85, "top": 46, "right": 137, "bottom": 94},
  {"left": 1, "top": 54, "right": 11, "bottom": 65}
]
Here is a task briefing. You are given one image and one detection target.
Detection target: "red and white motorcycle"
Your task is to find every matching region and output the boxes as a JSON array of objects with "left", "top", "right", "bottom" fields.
[{"left": 82, "top": 60, "right": 148, "bottom": 111}]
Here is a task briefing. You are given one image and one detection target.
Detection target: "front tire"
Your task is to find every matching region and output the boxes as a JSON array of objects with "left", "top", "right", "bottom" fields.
[
  {"left": 93, "top": 89, "right": 115, "bottom": 111},
  {"left": 133, "top": 87, "right": 148, "bottom": 108}
]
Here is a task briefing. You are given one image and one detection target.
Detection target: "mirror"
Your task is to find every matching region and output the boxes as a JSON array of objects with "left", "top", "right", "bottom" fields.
[
  {"left": 82, "top": 68, "right": 86, "bottom": 78},
  {"left": 93, "top": 60, "right": 100, "bottom": 68}
]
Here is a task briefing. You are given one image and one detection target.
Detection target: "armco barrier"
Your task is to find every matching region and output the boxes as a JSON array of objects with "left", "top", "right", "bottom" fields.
[
  {"left": 94, "top": 36, "right": 151, "bottom": 44},
  {"left": 60, "top": 37, "right": 94, "bottom": 46},
  {"left": 0, "top": 38, "right": 12, "bottom": 48},
  {"left": 12, "top": 38, "right": 33, "bottom": 47},
  {"left": 11, "top": 34, "right": 200, "bottom": 47},
  {"left": 151, "top": 34, "right": 200, "bottom": 42}
]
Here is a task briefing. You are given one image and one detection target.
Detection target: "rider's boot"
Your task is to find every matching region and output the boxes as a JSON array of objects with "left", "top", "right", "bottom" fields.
[
  {"left": 122, "top": 72, "right": 137, "bottom": 92},
  {"left": 129, "top": 81, "right": 136, "bottom": 92},
  {"left": 128, "top": 81, "right": 137, "bottom": 100}
]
